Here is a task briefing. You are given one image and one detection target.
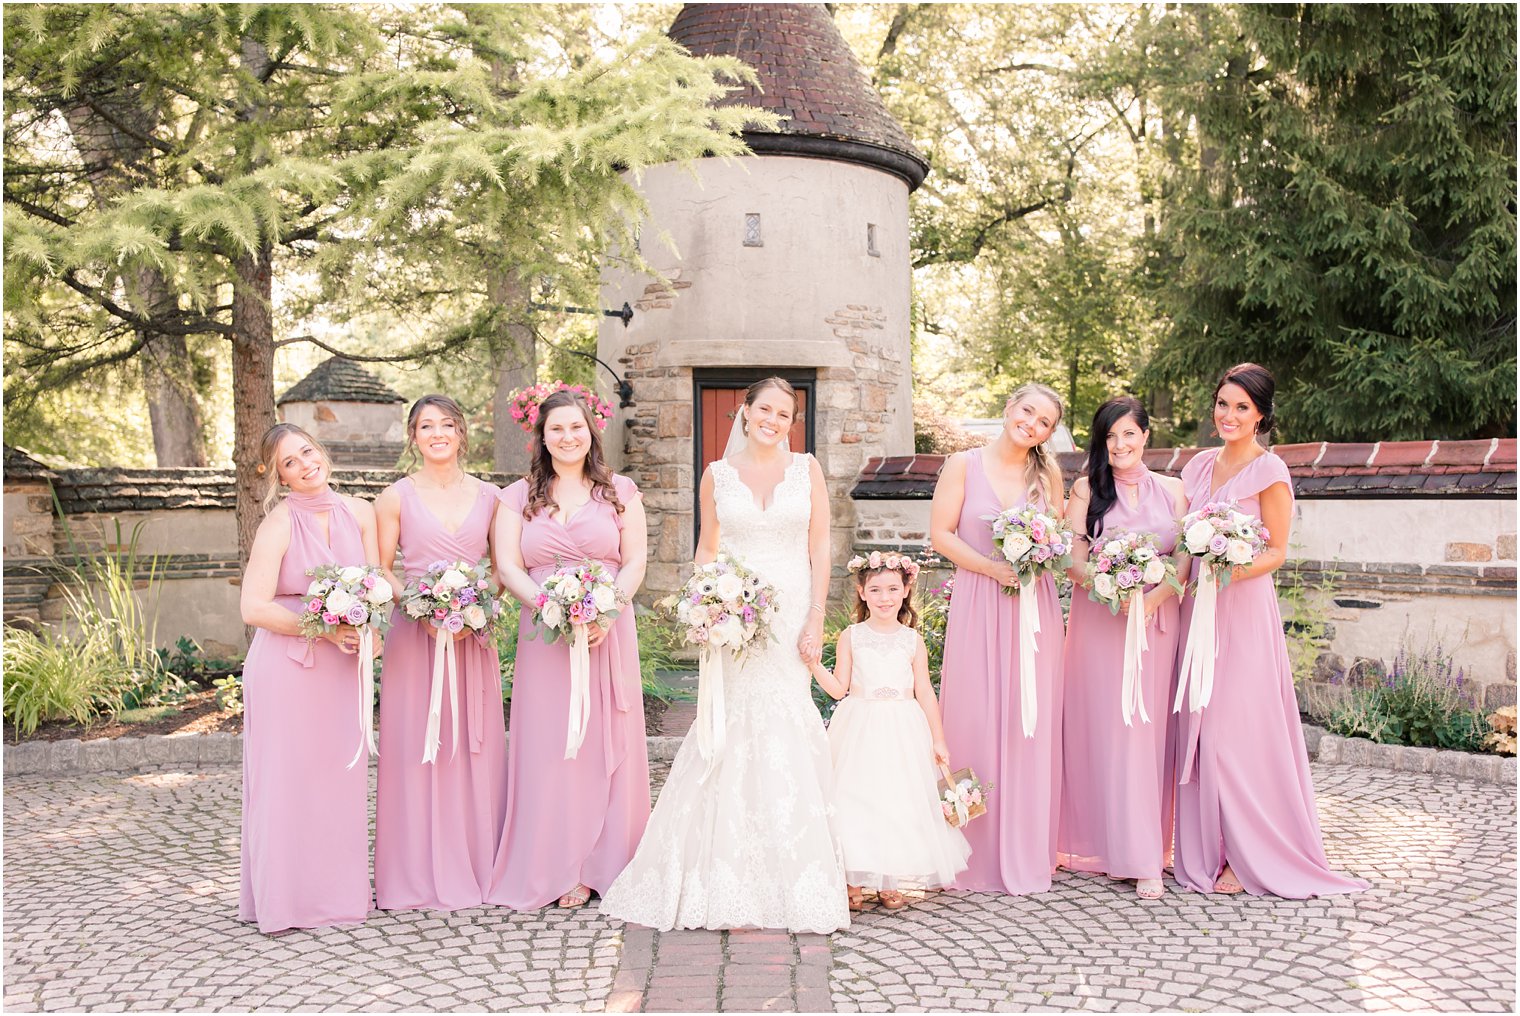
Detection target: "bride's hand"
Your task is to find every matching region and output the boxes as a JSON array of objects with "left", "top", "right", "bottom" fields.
[{"left": 797, "top": 612, "right": 824, "bottom": 665}]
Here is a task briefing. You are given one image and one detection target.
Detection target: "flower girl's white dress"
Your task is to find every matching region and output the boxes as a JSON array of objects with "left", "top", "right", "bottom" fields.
[
  {"left": 828, "top": 622, "right": 971, "bottom": 890},
  {"left": 599, "top": 454, "right": 848, "bottom": 933}
]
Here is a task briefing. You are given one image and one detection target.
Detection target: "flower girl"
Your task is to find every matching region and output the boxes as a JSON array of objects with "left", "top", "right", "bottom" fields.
[{"left": 809, "top": 553, "right": 971, "bottom": 911}]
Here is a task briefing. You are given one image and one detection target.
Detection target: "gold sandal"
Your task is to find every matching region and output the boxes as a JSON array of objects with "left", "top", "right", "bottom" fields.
[{"left": 558, "top": 883, "right": 593, "bottom": 908}]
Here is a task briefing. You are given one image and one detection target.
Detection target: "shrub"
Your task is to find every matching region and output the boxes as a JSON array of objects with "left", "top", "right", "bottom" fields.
[
  {"left": 3, "top": 625, "right": 140, "bottom": 737},
  {"left": 1279, "top": 558, "right": 1341, "bottom": 687},
  {"left": 495, "top": 603, "right": 687, "bottom": 703},
  {"left": 1320, "top": 630, "right": 1490, "bottom": 752},
  {"left": 1485, "top": 706, "right": 1516, "bottom": 756},
  {"left": 913, "top": 399, "right": 987, "bottom": 454}
]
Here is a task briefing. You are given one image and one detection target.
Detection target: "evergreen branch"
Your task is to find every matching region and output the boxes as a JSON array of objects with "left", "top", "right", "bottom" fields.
[
  {"left": 3, "top": 191, "right": 77, "bottom": 227},
  {"left": 272, "top": 331, "right": 477, "bottom": 362},
  {"left": 58, "top": 270, "right": 232, "bottom": 336}
]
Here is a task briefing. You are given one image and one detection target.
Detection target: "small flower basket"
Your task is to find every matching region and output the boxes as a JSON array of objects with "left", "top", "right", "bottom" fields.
[{"left": 937, "top": 765, "right": 991, "bottom": 828}]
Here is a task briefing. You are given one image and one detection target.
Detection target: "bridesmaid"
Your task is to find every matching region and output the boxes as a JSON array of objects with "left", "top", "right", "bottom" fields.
[
  {"left": 239, "top": 423, "right": 377, "bottom": 933},
  {"left": 1057, "top": 397, "right": 1187, "bottom": 900},
  {"left": 373, "top": 395, "right": 506, "bottom": 911},
  {"left": 931, "top": 382, "right": 1068, "bottom": 895},
  {"left": 486, "top": 387, "right": 650, "bottom": 910},
  {"left": 1172, "top": 363, "right": 1367, "bottom": 898}
]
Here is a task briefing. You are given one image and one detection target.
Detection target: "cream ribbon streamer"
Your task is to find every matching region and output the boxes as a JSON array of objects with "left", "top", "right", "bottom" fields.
[
  {"left": 1173, "top": 568, "right": 1219, "bottom": 714},
  {"left": 695, "top": 646, "right": 726, "bottom": 782},
  {"left": 421, "top": 627, "right": 459, "bottom": 764},
  {"left": 1121, "top": 590, "right": 1151, "bottom": 727},
  {"left": 346, "top": 627, "right": 379, "bottom": 770},
  {"left": 564, "top": 623, "right": 593, "bottom": 759},
  {"left": 1016, "top": 587, "right": 1040, "bottom": 738}
]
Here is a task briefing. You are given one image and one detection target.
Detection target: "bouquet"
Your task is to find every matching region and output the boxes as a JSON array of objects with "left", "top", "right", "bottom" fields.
[
  {"left": 983, "top": 505, "right": 1075, "bottom": 595},
  {"left": 531, "top": 559, "right": 627, "bottom": 759},
  {"left": 659, "top": 553, "right": 780, "bottom": 779},
  {"left": 981, "top": 505, "right": 1074, "bottom": 737},
  {"left": 399, "top": 558, "right": 503, "bottom": 763},
  {"left": 937, "top": 766, "right": 992, "bottom": 829},
  {"left": 1084, "top": 531, "right": 1183, "bottom": 726},
  {"left": 1173, "top": 502, "right": 1270, "bottom": 715},
  {"left": 299, "top": 564, "right": 393, "bottom": 769}
]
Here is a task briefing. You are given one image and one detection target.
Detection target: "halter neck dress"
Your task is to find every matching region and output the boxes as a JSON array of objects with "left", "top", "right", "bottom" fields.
[
  {"left": 374, "top": 475, "right": 507, "bottom": 912},
  {"left": 1058, "top": 466, "right": 1182, "bottom": 882},
  {"left": 1171, "top": 449, "right": 1368, "bottom": 898},
  {"left": 486, "top": 474, "right": 650, "bottom": 909},
  {"left": 239, "top": 489, "right": 372, "bottom": 934},
  {"left": 938, "top": 447, "right": 1066, "bottom": 895}
]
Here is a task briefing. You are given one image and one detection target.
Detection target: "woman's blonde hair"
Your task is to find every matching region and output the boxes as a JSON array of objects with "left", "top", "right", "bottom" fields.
[
  {"left": 256, "top": 423, "right": 333, "bottom": 509},
  {"left": 1005, "top": 382, "right": 1066, "bottom": 506}
]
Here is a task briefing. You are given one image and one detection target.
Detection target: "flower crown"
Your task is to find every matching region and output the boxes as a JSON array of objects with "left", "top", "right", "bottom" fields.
[
  {"left": 847, "top": 551, "right": 921, "bottom": 580},
  {"left": 507, "top": 381, "right": 615, "bottom": 434}
]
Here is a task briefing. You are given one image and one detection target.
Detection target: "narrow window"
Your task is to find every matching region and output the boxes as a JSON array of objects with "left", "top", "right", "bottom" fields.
[
  {"left": 743, "top": 212, "right": 763, "bottom": 247},
  {"left": 867, "top": 223, "right": 880, "bottom": 257}
]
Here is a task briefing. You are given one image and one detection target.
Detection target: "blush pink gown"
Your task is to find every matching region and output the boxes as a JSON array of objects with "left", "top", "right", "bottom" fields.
[
  {"left": 486, "top": 475, "right": 650, "bottom": 909},
  {"left": 239, "top": 489, "right": 372, "bottom": 934},
  {"left": 1172, "top": 449, "right": 1368, "bottom": 898},
  {"left": 1058, "top": 467, "right": 1181, "bottom": 881},
  {"left": 939, "top": 448, "right": 1066, "bottom": 895},
  {"left": 374, "top": 476, "right": 507, "bottom": 911}
]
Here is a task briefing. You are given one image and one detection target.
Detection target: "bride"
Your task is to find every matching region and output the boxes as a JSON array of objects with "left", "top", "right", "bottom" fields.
[{"left": 599, "top": 377, "right": 849, "bottom": 933}]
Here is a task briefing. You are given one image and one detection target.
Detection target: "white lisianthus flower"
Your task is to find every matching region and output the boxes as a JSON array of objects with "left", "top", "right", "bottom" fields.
[
  {"left": 1092, "top": 573, "right": 1116, "bottom": 600},
  {"left": 1142, "top": 559, "right": 1166, "bottom": 585},
  {"left": 462, "top": 604, "right": 487, "bottom": 630},
  {"left": 1003, "top": 532, "right": 1033, "bottom": 563},
  {"left": 365, "top": 581, "right": 394, "bottom": 605},
  {"left": 325, "top": 588, "right": 356, "bottom": 614},
  {"left": 715, "top": 572, "right": 743, "bottom": 602},
  {"left": 688, "top": 605, "right": 711, "bottom": 628},
  {"left": 591, "top": 584, "right": 618, "bottom": 613},
  {"left": 717, "top": 615, "right": 745, "bottom": 647},
  {"left": 339, "top": 566, "right": 367, "bottom": 584},
  {"left": 559, "top": 577, "right": 583, "bottom": 600},
  {"left": 1133, "top": 546, "right": 1155, "bottom": 562},
  {"left": 440, "top": 568, "right": 469, "bottom": 591},
  {"left": 1225, "top": 539, "right": 1254, "bottom": 565},
  {"left": 707, "top": 622, "right": 731, "bottom": 648},
  {"left": 306, "top": 579, "right": 326, "bottom": 597},
  {"left": 1102, "top": 539, "right": 1125, "bottom": 558},
  {"left": 1184, "top": 519, "right": 1216, "bottom": 555},
  {"left": 677, "top": 600, "right": 692, "bottom": 622},
  {"left": 541, "top": 600, "right": 564, "bottom": 629}
]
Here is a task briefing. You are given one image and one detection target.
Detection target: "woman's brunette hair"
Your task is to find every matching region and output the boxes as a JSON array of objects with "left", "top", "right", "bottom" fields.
[
  {"left": 256, "top": 423, "right": 332, "bottom": 509},
  {"left": 523, "top": 388, "right": 623, "bottom": 521},
  {"left": 1213, "top": 362, "right": 1277, "bottom": 436},
  {"left": 1083, "top": 396, "right": 1149, "bottom": 541},
  {"left": 1005, "top": 382, "right": 1066, "bottom": 506},
  {"left": 403, "top": 394, "right": 470, "bottom": 469},
  {"left": 741, "top": 377, "right": 800, "bottom": 433},
  {"left": 851, "top": 563, "right": 921, "bottom": 629}
]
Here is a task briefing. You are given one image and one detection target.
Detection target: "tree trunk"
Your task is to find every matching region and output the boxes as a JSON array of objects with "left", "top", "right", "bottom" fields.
[
  {"left": 488, "top": 269, "right": 535, "bottom": 476},
  {"left": 232, "top": 244, "right": 277, "bottom": 566}
]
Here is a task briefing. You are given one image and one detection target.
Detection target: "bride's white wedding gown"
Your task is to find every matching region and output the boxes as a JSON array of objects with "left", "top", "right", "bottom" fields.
[{"left": 599, "top": 453, "right": 849, "bottom": 933}]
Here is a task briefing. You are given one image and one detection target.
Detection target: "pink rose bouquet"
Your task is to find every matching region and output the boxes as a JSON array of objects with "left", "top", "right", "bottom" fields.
[
  {"left": 982, "top": 504, "right": 1074, "bottom": 595},
  {"left": 298, "top": 564, "right": 394, "bottom": 640},
  {"left": 532, "top": 558, "right": 625, "bottom": 645},
  {"left": 399, "top": 558, "right": 502, "bottom": 636},
  {"left": 1085, "top": 530, "right": 1183, "bottom": 613}
]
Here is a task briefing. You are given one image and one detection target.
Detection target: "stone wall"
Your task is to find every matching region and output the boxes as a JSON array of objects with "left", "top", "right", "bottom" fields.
[{"left": 850, "top": 439, "right": 1518, "bottom": 710}]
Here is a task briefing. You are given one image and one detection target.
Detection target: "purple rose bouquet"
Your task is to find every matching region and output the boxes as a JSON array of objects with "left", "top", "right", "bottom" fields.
[{"left": 399, "top": 558, "right": 502, "bottom": 636}]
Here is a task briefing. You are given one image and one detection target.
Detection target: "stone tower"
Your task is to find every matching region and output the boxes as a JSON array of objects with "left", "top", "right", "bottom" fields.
[{"left": 598, "top": 2, "right": 928, "bottom": 599}]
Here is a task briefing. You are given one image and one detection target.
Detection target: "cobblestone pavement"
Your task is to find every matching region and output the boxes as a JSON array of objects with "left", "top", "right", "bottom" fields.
[{"left": 4, "top": 760, "right": 1514, "bottom": 1012}]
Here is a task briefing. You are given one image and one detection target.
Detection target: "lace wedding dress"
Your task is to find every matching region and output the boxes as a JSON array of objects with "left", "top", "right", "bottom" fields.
[{"left": 599, "top": 453, "right": 849, "bottom": 933}]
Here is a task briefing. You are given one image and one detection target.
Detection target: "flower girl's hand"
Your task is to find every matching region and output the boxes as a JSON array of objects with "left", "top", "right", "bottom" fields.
[
  {"left": 984, "top": 558, "right": 1019, "bottom": 590},
  {"left": 932, "top": 741, "right": 950, "bottom": 769}
]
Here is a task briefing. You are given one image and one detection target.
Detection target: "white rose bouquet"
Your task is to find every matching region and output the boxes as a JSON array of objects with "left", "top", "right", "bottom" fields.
[
  {"left": 531, "top": 558, "right": 625, "bottom": 645},
  {"left": 1173, "top": 501, "right": 1271, "bottom": 715},
  {"left": 658, "top": 553, "right": 779, "bottom": 779},
  {"left": 297, "top": 563, "right": 394, "bottom": 768},
  {"left": 1084, "top": 531, "right": 1183, "bottom": 614},
  {"left": 979, "top": 505, "right": 1074, "bottom": 738},
  {"left": 399, "top": 558, "right": 502, "bottom": 764}
]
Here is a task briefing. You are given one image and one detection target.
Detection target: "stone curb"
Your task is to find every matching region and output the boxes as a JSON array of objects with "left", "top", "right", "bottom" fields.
[
  {"left": 4, "top": 731, "right": 688, "bottom": 777},
  {"left": 1303, "top": 724, "right": 1515, "bottom": 786}
]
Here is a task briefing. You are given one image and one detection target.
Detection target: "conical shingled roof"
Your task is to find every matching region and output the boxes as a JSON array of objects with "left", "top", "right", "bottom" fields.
[
  {"left": 278, "top": 357, "right": 405, "bottom": 405},
  {"left": 670, "top": 3, "right": 929, "bottom": 190}
]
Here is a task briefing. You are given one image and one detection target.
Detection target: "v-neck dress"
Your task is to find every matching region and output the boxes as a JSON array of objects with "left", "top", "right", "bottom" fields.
[
  {"left": 239, "top": 492, "right": 372, "bottom": 934},
  {"left": 486, "top": 474, "right": 650, "bottom": 910},
  {"left": 375, "top": 475, "right": 507, "bottom": 912},
  {"left": 938, "top": 447, "right": 1066, "bottom": 895},
  {"left": 1171, "top": 449, "right": 1368, "bottom": 898}
]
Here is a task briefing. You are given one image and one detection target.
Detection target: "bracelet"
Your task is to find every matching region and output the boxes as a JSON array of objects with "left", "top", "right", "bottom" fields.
[{"left": 810, "top": 603, "right": 826, "bottom": 615}]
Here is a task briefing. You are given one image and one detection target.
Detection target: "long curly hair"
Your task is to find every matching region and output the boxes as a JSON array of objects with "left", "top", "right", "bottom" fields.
[
  {"left": 523, "top": 388, "right": 623, "bottom": 522},
  {"left": 851, "top": 564, "right": 922, "bottom": 629}
]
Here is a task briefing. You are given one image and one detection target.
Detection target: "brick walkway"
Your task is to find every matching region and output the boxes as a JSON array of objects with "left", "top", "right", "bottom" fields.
[{"left": 4, "top": 759, "right": 1514, "bottom": 1012}]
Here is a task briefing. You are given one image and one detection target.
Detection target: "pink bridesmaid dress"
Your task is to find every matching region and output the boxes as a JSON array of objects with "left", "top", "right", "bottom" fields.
[
  {"left": 1058, "top": 466, "right": 1182, "bottom": 881},
  {"left": 939, "top": 448, "right": 1066, "bottom": 895},
  {"left": 486, "top": 475, "right": 650, "bottom": 909},
  {"left": 374, "top": 476, "right": 507, "bottom": 911},
  {"left": 1172, "top": 449, "right": 1368, "bottom": 897},
  {"left": 240, "top": 490, "right": 372, "bottom": 933}
]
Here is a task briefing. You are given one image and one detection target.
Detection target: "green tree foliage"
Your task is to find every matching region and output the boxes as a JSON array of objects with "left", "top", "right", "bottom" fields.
[{"left": 1145, "top": 3, "right": 1517, "bottom": 441}]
